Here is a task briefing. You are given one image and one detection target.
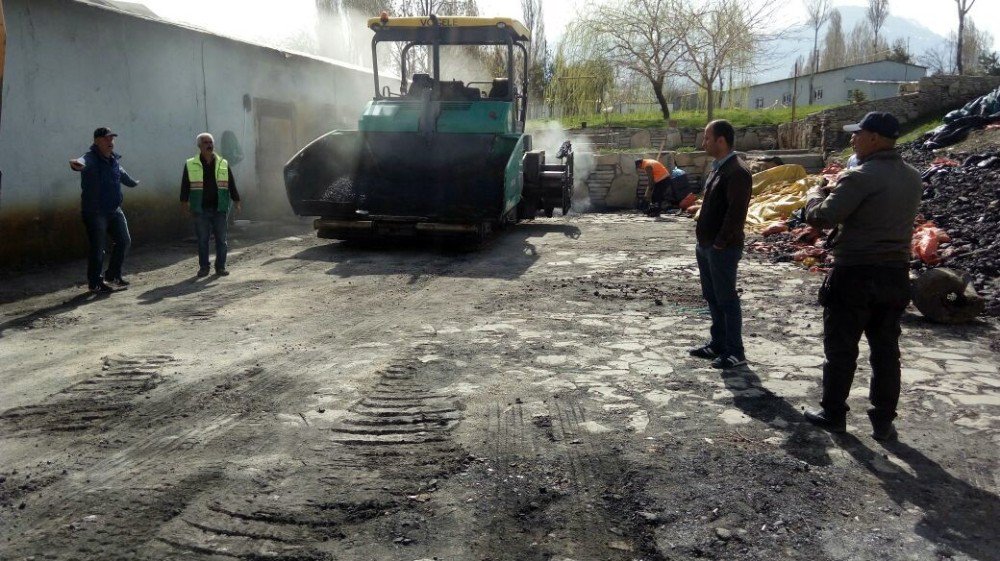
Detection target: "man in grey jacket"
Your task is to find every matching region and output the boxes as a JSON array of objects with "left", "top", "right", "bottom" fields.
[{"left": 802, "top": 112, "right": 922, "bottom": 441}]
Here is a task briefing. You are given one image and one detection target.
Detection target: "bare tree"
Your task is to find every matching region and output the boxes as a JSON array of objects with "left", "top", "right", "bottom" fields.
[
  {"left": 955, "top": 0, "right": 978, "bottom": 74},
  {"left": 866, "top": 0, "right": 889, "bottom": 54},
  {"left": 919, "top": 43, "right": 955, "bottom": 75},
  {"left": 804, "top": 0, "right": 830, "bottom": 103},
  {"left": 952, "top": 20, "right": 994, "bottom": 74},
  {"left": 820, "top": 8, "right": 845, "bottom": 70},
  {"left": 573, "top": 0, "right": 687, "bottom": 119},
  {"left": 678, "top": 0, "right": 779, "bottom": 121}
]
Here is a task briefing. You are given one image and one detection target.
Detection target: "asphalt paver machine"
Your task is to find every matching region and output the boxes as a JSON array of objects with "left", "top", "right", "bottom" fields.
[{"left": 284, "top": 15, "right": 574, "bottom": 241}]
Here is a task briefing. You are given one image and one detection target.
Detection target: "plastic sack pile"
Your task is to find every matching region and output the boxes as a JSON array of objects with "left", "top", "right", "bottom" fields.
[{"left": 744, "top": 163, "right": 955, "bottom": 272}]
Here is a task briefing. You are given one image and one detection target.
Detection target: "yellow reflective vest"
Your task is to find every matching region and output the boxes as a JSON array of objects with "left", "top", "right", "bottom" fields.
[{"left": 186, "top": 156, "right": 231, "bottom": 213}]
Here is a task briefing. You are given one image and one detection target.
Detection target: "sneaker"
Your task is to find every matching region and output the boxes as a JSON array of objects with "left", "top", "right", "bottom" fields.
[
  {"left": 689, "top": 344, "right": 720, "bottom": 360},
  {"left": 711, "top": 355, "right": 747, "bottom": 369},
  {"left": 197, "top": 267, "right": 210, "bottom": 278},
  {"left": 215, "top": 268, "right": 230, "bottom": 276},
  {"left": 105, "top": 276, "right": 130, "bottom": 287},
  {"left": 868, "top": 409, "right": 898, "bottom": 441},
  {"left": 804, "top": 408, "right": 847, "bottom": 433},
  {"left": 89, "top": 281, "right": 115, "bottom": 294}
]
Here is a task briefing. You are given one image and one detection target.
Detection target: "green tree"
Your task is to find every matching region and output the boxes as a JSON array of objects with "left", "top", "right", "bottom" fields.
[
  {"left": 978, "top": 51, "right": 1000, "bottom": 76},
  {"left": 572, "top": 0, "right": 686, "bottom": 120}
]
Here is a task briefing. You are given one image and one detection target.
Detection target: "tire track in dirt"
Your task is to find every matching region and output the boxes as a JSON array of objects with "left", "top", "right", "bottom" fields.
[
  {"left": 150, "top": 347, "right": 470, "bottom": 560},
  {"left": 0, "top": 354, "right": 176, "bottom": 436}
]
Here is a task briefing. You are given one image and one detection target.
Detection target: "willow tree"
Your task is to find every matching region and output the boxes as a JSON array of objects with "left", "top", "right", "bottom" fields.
[
  {"left": 572, "top": 0, "right": 685, "bottom": 120},
  {"left": 547, "top": 41, "right": 615, "bottom": 118}
]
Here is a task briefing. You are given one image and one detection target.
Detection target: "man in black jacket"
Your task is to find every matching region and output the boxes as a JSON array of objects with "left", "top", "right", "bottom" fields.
[{"left": 689, "top": 120, "right": 752, "bottom": 369}]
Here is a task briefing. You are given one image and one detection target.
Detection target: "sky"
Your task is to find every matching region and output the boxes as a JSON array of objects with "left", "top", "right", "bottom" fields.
[{"left": 138, "top": 0, "right": 998, "bottom": 53}]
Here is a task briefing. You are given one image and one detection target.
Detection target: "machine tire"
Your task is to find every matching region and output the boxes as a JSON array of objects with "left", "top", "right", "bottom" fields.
[
  {"left": 544, "top": 206, "right": 554, "bottom": 218},
  {"left": 912, "top": 268, "right": 985, "bottom": 324}
]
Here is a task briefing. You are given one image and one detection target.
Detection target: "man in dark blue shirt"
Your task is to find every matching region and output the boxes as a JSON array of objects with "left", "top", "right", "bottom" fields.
[{"left": 69, "top": 127, "right": 140, "bottom": 293}]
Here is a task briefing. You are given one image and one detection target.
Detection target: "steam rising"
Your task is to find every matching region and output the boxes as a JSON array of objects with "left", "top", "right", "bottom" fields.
[
  {"left": 141, "top": 0, "right": 375, "bottom": 70},
  {"left": 528, "top": 121, "right": 595, "bottom": 213}
]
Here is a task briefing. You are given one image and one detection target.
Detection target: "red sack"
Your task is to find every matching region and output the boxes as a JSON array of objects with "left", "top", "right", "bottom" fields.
[
  {"left": 679, "top": 193, "right": 698, "bottom": 210},
  {"left": 791, "top": 226, "right": 821, "bottom": 244},
  {"left": 761, "top": 222, "right": 789, "bottom": 237},
  {"left": 792, "top": 246, "right": 826, "bottom": 261},
  {"left": 912, "top": 227, "right": 941, "bottom": 265}
]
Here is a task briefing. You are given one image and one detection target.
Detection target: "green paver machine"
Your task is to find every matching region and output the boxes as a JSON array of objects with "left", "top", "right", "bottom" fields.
[{"left": 283, "top": 14, "right": 573, "bottom": 241}]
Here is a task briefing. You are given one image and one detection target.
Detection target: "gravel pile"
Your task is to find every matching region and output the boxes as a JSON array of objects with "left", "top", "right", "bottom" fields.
[{"left": 901, "top": 140, "right": 1000, "bottom": 316}]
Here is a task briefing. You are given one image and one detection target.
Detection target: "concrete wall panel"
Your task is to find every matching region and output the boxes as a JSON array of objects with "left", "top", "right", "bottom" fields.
[{"left": 0, "top": 0, "right": 385, "bottom": 264}]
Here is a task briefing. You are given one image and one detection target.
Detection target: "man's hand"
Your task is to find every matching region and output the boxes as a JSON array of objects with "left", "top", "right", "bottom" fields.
[
  {"left": 807, "top": 185, "right": 832, "bottom": 200},
  {"left": 235, "top": 201, "right": 243, "bottom": 214},
  {"left": 69, "top": 158, "right": 85, "bottom": 172},
  {"left": 181, "top": 201, "right": 190, "bottom": 214}
]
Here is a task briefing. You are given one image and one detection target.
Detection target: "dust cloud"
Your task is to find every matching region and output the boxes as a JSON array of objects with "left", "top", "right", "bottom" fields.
[{"left": 528, "top": 121, "right": 594, "bottom": 212}]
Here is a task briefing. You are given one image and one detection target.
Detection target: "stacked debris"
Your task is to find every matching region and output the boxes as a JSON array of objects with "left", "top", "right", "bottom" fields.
[
  {"left": 743, "top": 152, "right": 998, "bottom": 318},
  {"left": 744, "top": 164, "right": 837, "bottom": 271},
  {"left": 922, "top": 85, "right": 1000, "bottom": 150},
  {"left": 902, "top": 139, "right": 1000, "bottom": 316}
]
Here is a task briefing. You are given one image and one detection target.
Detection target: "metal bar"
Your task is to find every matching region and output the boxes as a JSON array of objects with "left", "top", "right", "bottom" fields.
[{"left": 371, "top": 37, "right": 380, "bottom": 98}]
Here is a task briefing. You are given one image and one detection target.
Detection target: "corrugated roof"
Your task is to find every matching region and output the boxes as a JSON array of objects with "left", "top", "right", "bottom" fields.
[{"left": 748, "top": 59, "right": 927, "bottom": 90}]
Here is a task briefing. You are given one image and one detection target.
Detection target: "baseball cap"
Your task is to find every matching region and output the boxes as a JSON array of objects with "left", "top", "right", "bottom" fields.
[
  {"left": 93, "top": 127, "right": 119, "bottom": 139},
  {"left": 843, "top": 112, "right": 900, "bottom": 139}
]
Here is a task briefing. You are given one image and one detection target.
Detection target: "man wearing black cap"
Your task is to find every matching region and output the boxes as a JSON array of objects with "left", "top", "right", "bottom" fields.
[
  {"left": 802, "top": 112, "right": 922, "bottom": 441},
  {"left": 69, "top": 127, "right": 140, "bottom": 293}
]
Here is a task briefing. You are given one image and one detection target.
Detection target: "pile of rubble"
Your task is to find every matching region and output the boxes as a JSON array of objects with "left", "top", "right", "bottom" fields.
[
  {"left": 742, "top": 147, "right": 1000, "bottom": 318},
  {"left": 902, "top": 140, "right": 1000, "bottom": 316}
]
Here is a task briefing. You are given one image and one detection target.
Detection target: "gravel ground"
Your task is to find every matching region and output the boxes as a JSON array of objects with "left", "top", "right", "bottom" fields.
[{"left": 0, "top": 214, "right": 997, "bottom": 561}]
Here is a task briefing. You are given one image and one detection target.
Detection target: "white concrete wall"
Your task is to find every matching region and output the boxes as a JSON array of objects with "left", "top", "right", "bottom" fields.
[
  {"left": 740, "top": 61, "right": 927, "bottom": 109},
  {"left": 0, "top": 0, "right": 388, "bottom": 263}
]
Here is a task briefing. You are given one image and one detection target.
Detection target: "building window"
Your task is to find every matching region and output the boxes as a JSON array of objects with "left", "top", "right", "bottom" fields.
[
  {"left": 755, "top": 98, "right": 764, "bottom": 108},
  {"left": 815, "top": 88, "right": 823, "bottom": 100},
  {"left": 782, "top": 92, "right": 792, "bottom": 104}
]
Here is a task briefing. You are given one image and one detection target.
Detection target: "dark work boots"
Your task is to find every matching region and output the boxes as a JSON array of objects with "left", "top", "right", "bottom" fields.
[
  {"left": 868, "top": 409, "right": 898, "bottom": 442},
  {"left": 803, "top": 409, "right": 847, "bottom": 433}
]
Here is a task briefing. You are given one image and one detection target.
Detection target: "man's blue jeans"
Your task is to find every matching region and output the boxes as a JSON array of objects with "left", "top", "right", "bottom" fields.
[
  {"left": 82, "top": 208, "right": 131, "bottom": 287},
  {"left": 193, "top": 210, "right": 229, "bottom": 271},
  {"left": 695, "top": 243, "right": 745, "bottom": 360}
]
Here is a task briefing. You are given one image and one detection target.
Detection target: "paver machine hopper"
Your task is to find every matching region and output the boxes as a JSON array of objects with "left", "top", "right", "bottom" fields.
[{"left": 284, "top": 14, "right": 573, "bottom": 241}]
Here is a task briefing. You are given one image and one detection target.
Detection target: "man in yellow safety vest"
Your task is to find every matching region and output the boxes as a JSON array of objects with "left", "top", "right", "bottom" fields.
[{"left": 180, "top": 132, "right": 242, "bottom": 277}]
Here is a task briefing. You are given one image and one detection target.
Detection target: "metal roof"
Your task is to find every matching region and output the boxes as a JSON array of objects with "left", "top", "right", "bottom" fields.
[{"left": 366, "top": 16, "right": 530, "bottom": 43}]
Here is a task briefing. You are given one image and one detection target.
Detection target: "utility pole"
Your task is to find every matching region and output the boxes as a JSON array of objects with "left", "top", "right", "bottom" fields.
[{"left": 791, "top": 60, "right": 799, "bottom": 122}]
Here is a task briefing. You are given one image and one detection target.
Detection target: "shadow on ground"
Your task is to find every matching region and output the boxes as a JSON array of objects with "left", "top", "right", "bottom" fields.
[
  {"left": 269, "top": 223, "right": 583, "bottom": 283},
  {"left": 136, "top": 276, "right": 220, "bottom": 305},
  {"left": 0, "top": 292, "right": 110, "bottom": 339},
  {"left": 721, "top": 366, "right": 834, "bottom": 466},
  {"left": 724, "top": 367, "right": 1000, "bottom": 560},
  {"left": 838, "top": 434, "right": 1000, "bottom": 561}
]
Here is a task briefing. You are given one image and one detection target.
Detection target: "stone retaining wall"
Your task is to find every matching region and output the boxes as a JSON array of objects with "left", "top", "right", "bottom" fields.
[
  {"left": 778, "top": 75, "right": 1000, "bottom": 151},
  {"left": 567, "top": 125, "right": 780, "bottom": 152},
  {"left": 583, "top": 151, "right": 716, "bottom": 210}
]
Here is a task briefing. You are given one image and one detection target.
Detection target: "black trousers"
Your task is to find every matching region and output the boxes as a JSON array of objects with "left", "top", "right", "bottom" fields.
[{"left": 818, "top": 264, "right": 911, "bottom": 422}]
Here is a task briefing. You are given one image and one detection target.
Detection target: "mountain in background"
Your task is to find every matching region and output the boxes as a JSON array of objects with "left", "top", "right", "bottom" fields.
[{"left": 753, "top": 6, "right": 948, "bottom": 84}]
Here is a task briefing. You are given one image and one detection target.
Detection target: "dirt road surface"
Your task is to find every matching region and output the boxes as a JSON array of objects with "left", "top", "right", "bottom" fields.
[{"left": 1, "top": 215, "right": 998, "bottom": 561}]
